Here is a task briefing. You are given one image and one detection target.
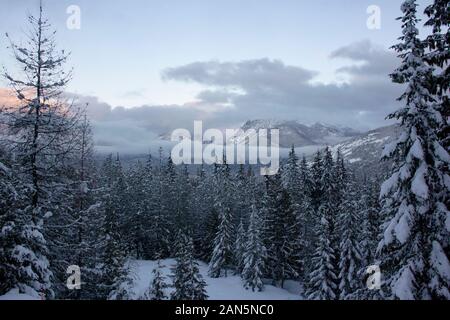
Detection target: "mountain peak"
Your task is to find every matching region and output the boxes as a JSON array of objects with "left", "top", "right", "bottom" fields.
[{"left": 230, "top": 119, "right": 360, "bottom": 148}]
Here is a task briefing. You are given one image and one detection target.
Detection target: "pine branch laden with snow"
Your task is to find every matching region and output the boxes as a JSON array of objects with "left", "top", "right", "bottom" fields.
[{"left": 378, "top": 0, "right": 450, "bottom": 300}]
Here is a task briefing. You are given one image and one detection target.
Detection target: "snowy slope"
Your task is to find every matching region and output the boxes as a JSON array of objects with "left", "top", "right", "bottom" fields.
[
  {"left": 330, "top": 124, "right": 399, "bottom": 166},
  {"left": 129, "top": 259, "right": 303, "bottom": 300},
  {"left": 0, "top": 289, "right": 40, "bottom": 300},
  {"left": 228, "top": 120, "right": 359, "bottom": 148}
]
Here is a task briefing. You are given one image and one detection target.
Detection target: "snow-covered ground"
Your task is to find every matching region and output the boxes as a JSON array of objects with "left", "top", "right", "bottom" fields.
[
  {"left": 0, "top": 289, "right": 40, "bottom": 300},
  {"left": 130, "top": 259, "right": 304, "bottom": 300},
  {"left": 0, "top": 259, "right": 304, "bottom": 300}
]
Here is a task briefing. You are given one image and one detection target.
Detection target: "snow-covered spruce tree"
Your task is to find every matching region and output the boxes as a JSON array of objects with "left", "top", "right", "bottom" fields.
[
  {"left": 283, "top": 147, "right": 302, "bottom": 202},
  {"left": 299, "top": 155, "right": 315, "bottom": 277},
  {"left": 241, "top": 205, "right": 266, "bottom": 292},
  {"left": 209, "top": 206, "right": 234, "bottom": 278},
  {"left": 176, "top": 164, "right": 193, "bottom": 233},
  {"left": 263, "top": 173, "right": 299, "bottom": 288},
  {"left": 309, "top": 151, "right": 324, "bottom": 215},
  {"left": 282, "top": 147, "right": 308, "bottom": 278},
  {"left": 0, "top": 3, "right": 83, "bottom": 298},
  {"left": 234, "top": 218, "right": 247, "bottom": 275},
  {"left": 161, "top": 156, "right": 179, "bottom": 254},
  {"left": 147, "top": 153, "right": 171, "bottom": 259},
  {"left": 64, "top": 113, "right": 104, "bottom": 299},
  {"left": 199, "top": 208, "right": 220, "bottom": 262},
  {"left": 233, "top": 164, "right": 251, "bottom": 227},
  {"left": 360, "top": 177, "right": 382, "bottom": 268},
  {"left": 0, "top": 158, "right": 51, "bottom": 297},
  {"left": 126, "top": 156, "right": 159, "bottom": 260},
  {"left": 98, "top": 155, "right": 130, "bottom": 299},
  {"left": 112, "top": 155, "right": 135, "bottom": 255},
  {"left": 141, "top": 153, "right": 165, "bottom": 259},
  {"left": 0, "top": 159, "right": 16, "bottom": 294},
  {"left": 424, "top": 0, "right": 449, "bottom": 153},
  {"left": 307, "top": 148, "right": 339, "bottom": 300},
  {"left": 144, "top": 259, "right": 168, "bottom": 300},
  {"left": 307, "top": 214, "right": 338, "bottom": 300},
  {"left": 338, "top": 176, "right": 363, "bottom": 300},
  {"left": 191, "top": 165, "right": 215, "bottom": 260},
  {"left": 171, "top": 233, "right": 208, "bottom": 300},
  {"left": 209, "top": 158, "right": 235, "bottom": 278},
  {"left": 354, "top": 176, "right": 383, "bottom": 300},
  {"left": 334, "top": 150, "right": 347, "bottom": 210},
  {"left": 378, "top": 0, "right": 450, "bottom": 300}
]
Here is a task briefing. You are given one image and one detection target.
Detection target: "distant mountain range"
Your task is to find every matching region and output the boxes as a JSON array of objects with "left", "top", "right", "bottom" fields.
[
  {"left": 152, "top": 120, "right": 399, "bottom": 172},
  {"left": 229, "top": 120, "right": 399, "bottom": 169},
  {"left": 228, "top": 120, "right": 361, "bottom": 148},
  {"left": 330, "top": 124, "right": 399, "bottom": 164}
]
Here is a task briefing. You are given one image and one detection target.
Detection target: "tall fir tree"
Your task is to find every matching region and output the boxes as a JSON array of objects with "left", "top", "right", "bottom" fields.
[
  {"left": 307, "top": 148, "right": 339, "bottom": 300},
  {"left": 171, "top": 232, "right": 208, "bottom": 300},
  {"left": 338, "top": 177, "right": 363, "bottom": 300},
  {"left": 98, "top": 155, "right": 129, "bottom": 299},
  {"left": 234, "top": 219, "right": 247, "bottom": 275},
  {"left": 209, "top": 158, "right": 235, "bottom": 278},
  {"left": 263, "top": 173, "right": 299, "bottom": 288},
  {"left": 283, "top": 147, "right": 308, "bottom": 278},
  {"left": 378, "top": 0, "right": 450, "bottom": 300},
  {"left": 424, "top": 0, "right": 449, "bottom": 153},
  {"left": 241, "top": 205, "right": 266, "bottom": 292},
  {"left": 0, "top": 159, "right": 52, "bottom": 297},
  {"left": 0, "top": 2, "right": 84, "bottom": 298},
  {"left": 144, "top": 259, "right": 168, "bottom": 300}
]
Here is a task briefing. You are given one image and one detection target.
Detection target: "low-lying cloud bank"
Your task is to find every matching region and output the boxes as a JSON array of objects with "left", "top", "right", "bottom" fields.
[{"left": 1, "top": 40, "right": 401, "bottom": 155}]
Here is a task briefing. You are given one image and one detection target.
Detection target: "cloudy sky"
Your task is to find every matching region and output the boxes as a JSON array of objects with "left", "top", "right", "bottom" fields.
[{"left": 0, "top": 0, "right": 434, "bottom": 153}]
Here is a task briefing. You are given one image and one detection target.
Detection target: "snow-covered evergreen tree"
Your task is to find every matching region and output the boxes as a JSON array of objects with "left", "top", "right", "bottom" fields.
[
  {"left": 378, "top": 0, "right": 450, "bottom": 300},
  {"left": 67, "top": 113, "right": 103, "bottom": 299},
  {"left": 263, "top": 173, "right": 299, "bottom": 288},
  {"left": 234, "top": 219, "right": 247, "bottom": 275},
  {"left": 0, "top": 159, "right": 52, "bottom": 298},
  {"left": 98, "top": 155, "right": 129, "bottom": 299},
  {"left": 360, "top": 177, "right": 382, "bottom": 268},
  {"left": 282, "top": 147, "right": 308, "bottom": 278},
  {"left": 307, "top": 148, "right": 339, "bottom": 300},
  {"left": 144, "top": 259, "right": 168, "bottom": 300},
  {"left": 424, "top": 0, "right": 449, "bottom": 153},
  {"left": 0, "top": 2, "right": 83, "bottom": 298},
  {"left": 241, "top": 205, "right": 266, "bottom": 292},
  {"left": 209, "top": 158, "right": 235, "bottom": 278},
  {"left": 338, "top": 177, "right": 363, "bottom": 300},
  {"left": 171, "top": 233, "right": 208, "bottom": 300}
]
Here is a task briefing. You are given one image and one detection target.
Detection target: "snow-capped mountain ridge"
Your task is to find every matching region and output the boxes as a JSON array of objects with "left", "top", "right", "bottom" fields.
[
  {"left": 229, "top": 119, "right": 360, "bottom": 148},
  {"left": 329, "top": 124, "right": 400, "bottom": 171}
]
